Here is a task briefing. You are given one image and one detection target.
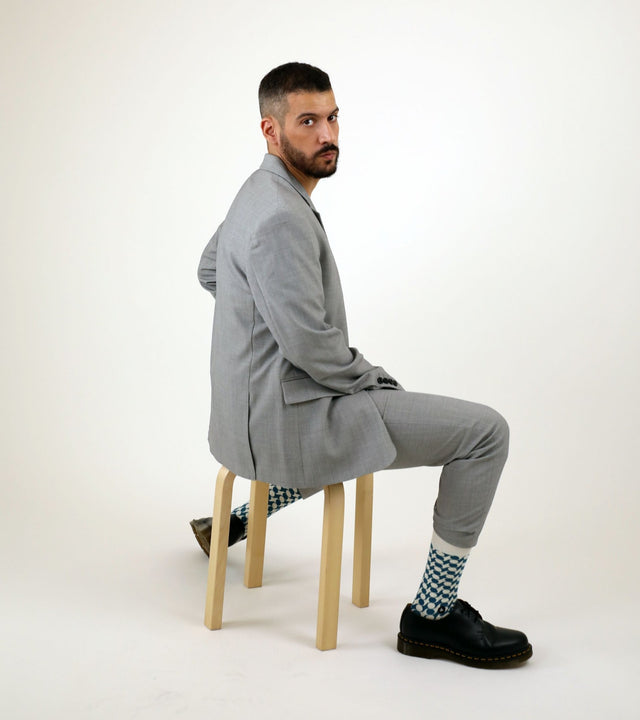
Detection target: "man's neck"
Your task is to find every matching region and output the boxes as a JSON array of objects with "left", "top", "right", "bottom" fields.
[{"left": 269, "top": 150, "right": 318, "bottom": 196}]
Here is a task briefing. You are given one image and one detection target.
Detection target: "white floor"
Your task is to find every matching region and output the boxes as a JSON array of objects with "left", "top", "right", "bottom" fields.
[{"left": 3, "top": 474, "right": 638, "bottom": 720}]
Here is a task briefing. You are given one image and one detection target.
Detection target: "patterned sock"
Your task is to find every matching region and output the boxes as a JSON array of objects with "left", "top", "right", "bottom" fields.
[
  {"left": 411, "top": 532, "right": 471, "bottom": 620},
  {"left": 232, "top": 485, "right": 303, "bottom": 540}
]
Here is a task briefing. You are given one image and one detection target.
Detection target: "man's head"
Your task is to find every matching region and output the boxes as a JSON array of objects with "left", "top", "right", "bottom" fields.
[
  {"left": 259, "top": 62, "right": 339, "bottom": 192},
  {"left": 259, "top": 62, "right": 332, "bottom": 122}
]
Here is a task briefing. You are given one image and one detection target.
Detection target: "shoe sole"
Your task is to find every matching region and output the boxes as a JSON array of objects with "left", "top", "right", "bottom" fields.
[
  {"left": 397, "top": 632, "right": 533, "bottom": 669},
  {"left": 189, "top": 520, "right": 211, "bottom": 557}
]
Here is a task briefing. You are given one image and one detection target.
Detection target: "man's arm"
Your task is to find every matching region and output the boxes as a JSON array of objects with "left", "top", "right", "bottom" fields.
[
  {"left": 198, "top": 225, "right": 222, "bottom": 298},
  {"left": 247, "top": 213, "right": 400, "bottom": 395}
]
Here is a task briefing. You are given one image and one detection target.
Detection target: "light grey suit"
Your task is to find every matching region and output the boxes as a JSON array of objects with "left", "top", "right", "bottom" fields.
[
  {"left": 198, "top": 154, "right": 401, "bottom": 491},
  {"left": 200, "top": 153, "right": 511, "bottom": 547}
]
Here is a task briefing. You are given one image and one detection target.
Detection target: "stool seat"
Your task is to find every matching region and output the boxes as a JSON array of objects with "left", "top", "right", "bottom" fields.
[{"left": 203, "top": 467, "right": 374, "bottom": 650}]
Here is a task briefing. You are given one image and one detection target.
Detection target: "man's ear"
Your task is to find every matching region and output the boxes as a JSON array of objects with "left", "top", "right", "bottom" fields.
[{"left": 261, "top": 116, "right": 280, "bottom": 147}]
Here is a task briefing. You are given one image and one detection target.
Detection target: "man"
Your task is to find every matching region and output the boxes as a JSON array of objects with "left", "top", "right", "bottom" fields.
[{"left": 193, "top": 62, "right": 532, "bottom": 668}]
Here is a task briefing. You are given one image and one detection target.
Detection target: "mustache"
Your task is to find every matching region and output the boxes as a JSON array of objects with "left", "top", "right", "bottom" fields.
[{"left": 315, "top": 144, "right": 339, "bottom": 158}]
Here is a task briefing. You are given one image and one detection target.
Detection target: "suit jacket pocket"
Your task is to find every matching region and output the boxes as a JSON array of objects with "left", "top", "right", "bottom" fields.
[{"left": 281, "top": 376, "right": 345, "bottom": 405}]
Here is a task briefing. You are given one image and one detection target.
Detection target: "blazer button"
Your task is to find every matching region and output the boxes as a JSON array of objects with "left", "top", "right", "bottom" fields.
[{"left": 377, "top": 377, "right": 383, "bottom": 384}]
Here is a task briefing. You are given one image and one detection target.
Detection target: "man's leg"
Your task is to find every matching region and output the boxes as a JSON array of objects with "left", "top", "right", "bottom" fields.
[
  {"left": 368, "top": 389, "right": 532, "bottom": 667},
  {"left": 190, "top": 485, "right": 303, "bottom": 557}
]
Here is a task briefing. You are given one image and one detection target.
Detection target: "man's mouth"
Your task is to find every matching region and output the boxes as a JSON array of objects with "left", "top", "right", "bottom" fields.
[{"left": 317, "top": 146, "right": 338, "bottom": 159}]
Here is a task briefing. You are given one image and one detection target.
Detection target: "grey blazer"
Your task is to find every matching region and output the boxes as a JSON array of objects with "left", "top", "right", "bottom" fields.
[{"left": 199, "top": 154, "right": 401, "bottom": 490}]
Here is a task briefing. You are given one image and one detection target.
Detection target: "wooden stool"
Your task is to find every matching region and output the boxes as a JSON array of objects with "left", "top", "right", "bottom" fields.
[{"left": 203, "top": 466, "right": 374, "bottom": 650}]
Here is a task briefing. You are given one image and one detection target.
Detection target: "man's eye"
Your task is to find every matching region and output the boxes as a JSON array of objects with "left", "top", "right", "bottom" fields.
[
  {"left": 328, "top": 115, "right": 338, "bottom": 122},
  {"left": 302, "top": 118, "right": 314, "bottom": 126}
]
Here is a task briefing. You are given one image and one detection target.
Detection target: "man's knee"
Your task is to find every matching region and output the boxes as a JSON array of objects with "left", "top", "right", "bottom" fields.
[
  {"left": 477, "top": 406, "right": 509, "bottom": 461},
  {"left": 488, "top": 407, "right": 510, "bottom": 458}
]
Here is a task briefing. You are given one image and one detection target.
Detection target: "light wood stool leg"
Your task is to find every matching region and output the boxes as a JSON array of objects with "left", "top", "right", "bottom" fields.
[
  {"left": 204, "top": 466, "right": 236, "bottom": 630},
  {"left": 316, "top": 483, "right": 345, "bottom": 651},
  {"left": 352, "top": 473, "right": 374, "bottom": 608},
  {"left": 244, "top": 480, "right": 269, "bottom": 588}
]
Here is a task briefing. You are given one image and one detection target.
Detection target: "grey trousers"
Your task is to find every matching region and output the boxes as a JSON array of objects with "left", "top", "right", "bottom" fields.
[{"left": 366, "top": 390, "right": 509, "bottom": 549}]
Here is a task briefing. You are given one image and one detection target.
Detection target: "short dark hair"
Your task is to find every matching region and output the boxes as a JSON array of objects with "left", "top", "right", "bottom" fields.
[{"left": 259, "top": 62, "right": 332, "bottom": 120}]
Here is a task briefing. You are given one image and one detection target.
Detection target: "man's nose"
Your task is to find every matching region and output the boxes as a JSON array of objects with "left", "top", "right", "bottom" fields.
[{"left": 318, "top": 120, "right": 337, "bottom": 145}]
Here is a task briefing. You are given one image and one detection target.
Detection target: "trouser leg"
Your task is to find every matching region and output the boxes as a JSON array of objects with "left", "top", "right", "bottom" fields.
[{"left": 368, "top": 390, "right": 510, "bottom": 548}]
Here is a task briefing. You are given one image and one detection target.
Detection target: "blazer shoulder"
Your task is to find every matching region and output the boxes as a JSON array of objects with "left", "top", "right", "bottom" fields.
[{"left": 229, "top": 168, "right": 314, "bottom": 232}]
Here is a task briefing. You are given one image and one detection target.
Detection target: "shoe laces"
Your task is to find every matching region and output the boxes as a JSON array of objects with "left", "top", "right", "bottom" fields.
[{"left": 457, "top": 599, "right": 483, "bottom": 622}]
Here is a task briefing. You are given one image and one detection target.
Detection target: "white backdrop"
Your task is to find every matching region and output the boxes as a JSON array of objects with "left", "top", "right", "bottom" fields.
[{"left": 2, "top": 1, "right": 639, "bottom": 718}]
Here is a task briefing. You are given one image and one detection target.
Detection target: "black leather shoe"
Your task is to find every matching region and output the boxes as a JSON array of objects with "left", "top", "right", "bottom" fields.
[
  {"left": 189, "top": 515, "right": 246, "bottom": 557},
  {"left": 397, "top": 600, "right": 532, "bottom": 669}
]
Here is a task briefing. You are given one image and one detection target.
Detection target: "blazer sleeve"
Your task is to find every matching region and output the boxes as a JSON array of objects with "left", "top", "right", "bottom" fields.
[
  {"left": 197, "top": 224, "right": 222, "bottom": 298},
  {"left": 247, "top": 212, "right": 400, "bottom": 395}
]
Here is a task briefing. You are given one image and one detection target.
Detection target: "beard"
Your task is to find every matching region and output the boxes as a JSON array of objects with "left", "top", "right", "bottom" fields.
[{"left": 280, "top": 134, "right": 339, "bottom": 179}]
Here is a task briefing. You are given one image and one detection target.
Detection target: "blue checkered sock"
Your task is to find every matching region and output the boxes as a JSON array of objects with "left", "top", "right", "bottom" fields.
[
  {"left": 232, "top": 485, "right": 303, "bottom": 541},
  {"left": 411, "top": 532, "right": 471, "bottom": 620}
]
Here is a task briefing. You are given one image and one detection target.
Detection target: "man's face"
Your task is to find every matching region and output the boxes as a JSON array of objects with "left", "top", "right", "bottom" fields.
[{"left": 278, "top": 90, "right": 340, "bottom": 179}]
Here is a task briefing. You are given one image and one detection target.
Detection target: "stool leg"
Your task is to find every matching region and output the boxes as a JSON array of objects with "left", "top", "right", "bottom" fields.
[
  {"left": 352, "top": 473, "right": 374, "bottom": 608},
  {"left": 204, "top": 467, "right": 236, "bottom": 630},
  {"left": 244, "top": 480, "right": 269, "bottom": 588},
  {"left": 316, "top": 483, "right": 345, "bottom": 651}
]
